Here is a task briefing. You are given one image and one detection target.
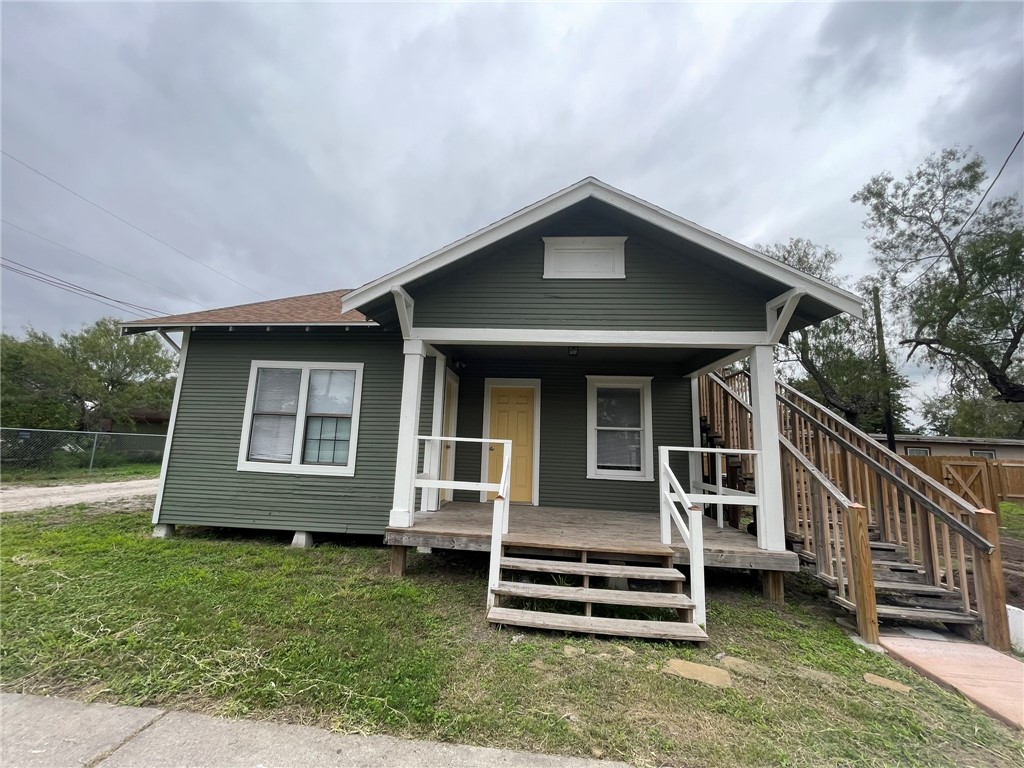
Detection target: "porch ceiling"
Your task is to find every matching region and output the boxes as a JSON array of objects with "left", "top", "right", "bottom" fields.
[{"left": 436, "top": 343, "right": 736, "bottom": 373}]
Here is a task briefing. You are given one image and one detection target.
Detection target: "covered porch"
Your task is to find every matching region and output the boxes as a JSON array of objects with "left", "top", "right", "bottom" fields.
[{"left": 386, "top": 501, "right": 800, "bottom": 572}]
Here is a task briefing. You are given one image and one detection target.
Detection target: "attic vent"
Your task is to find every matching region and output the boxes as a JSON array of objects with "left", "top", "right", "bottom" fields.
[{"left": 542, "top": 236, "right": 627, "bottom": 279}]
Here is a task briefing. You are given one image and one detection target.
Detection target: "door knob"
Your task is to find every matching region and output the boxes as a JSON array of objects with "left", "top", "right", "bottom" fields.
[{"left": 489, "top": 446, "right": 495, "bottom": 452}]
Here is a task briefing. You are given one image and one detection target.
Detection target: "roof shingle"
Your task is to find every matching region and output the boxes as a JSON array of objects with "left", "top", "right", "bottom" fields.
[{"left": 121, "top": 289, "right": 367, "bottom": 330}]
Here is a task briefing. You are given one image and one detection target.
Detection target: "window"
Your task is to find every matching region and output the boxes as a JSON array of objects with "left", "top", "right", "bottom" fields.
[
  {"left": 543, "top": 237, "right": 627, "bottom": 279},
  {"left": 971, "top": 449, "right": 996, "bottom": 459},
  {"left": 906, "top": 447, "right": 931, "bottom": 457},
  {"left": 586, "top": 375, "right": 653, "bottom": 481},
  {"left": 238, "top": 361, "right": 364, "bottom": 476}
]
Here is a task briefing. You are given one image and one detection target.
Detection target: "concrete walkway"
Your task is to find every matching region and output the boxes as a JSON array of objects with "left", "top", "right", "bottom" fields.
[
  {"left": 878, "top": 634, "right": 1024, "bottom": 730},
  {"left": 1, "top": 693, "right": 626, "bottom": 768}
]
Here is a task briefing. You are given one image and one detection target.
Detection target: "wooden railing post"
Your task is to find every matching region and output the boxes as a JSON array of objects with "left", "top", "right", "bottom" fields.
[
  {"left": 846, "top": 503, "right": 879, "bottom": 644},
  {"left": 975, "top": 509, "right": 1011, "bottom": 652}
]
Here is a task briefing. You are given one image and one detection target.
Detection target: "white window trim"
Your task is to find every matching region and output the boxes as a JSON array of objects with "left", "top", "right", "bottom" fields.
[
  {"left": 542, "top": 236, "right": 626, "bottom": 279},
  {"left": 237, "top": 360, "right": 364, "bottom": 477},
  {"left": 970, "top": 449, "right": 996, "bottom": 459},
  {"left": 586, "top": 375, "right": 654, "bottom": 482},
  {"left": 906, "top": 446, "right": 931, "bottom": 457}
]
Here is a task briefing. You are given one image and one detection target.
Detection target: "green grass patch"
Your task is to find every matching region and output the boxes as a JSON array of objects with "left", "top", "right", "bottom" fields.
[
  {"left": 1000, "top": 501, "right": 1024, "bottom": 540},
  {"left": 0, "top": 462, "right": 161, "bottom": 487},
  {"left": 2, "top": 503, "right": 1021, "bottom": 767}
]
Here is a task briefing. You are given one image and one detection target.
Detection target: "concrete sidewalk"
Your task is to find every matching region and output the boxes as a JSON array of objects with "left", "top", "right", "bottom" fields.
[
  {"left": 878, "top": 634, "right": 1024, "bottom": 730},
  {"left": 1, "top": 693, "right": 626, "bottom": 768}
]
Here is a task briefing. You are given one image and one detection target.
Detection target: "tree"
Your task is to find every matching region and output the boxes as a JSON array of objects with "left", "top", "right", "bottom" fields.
[
  {"left": 759, "top": 239, "right": 912, "bottom": 431},
  {"left": 852, "top": 147, "right": 1024, "bottom": 403},
  {"left": 0, "top": 330, "right": 81, "bottom": 429},
  {"left": 922, "top": 390, "right": 1024, "bottom": 439},
  {"left": 0, "top": 318, "right": 176, "bottom": 431}
]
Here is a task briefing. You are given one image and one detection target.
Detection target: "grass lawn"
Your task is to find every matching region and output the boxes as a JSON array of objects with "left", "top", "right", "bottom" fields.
[
  {"left": 1000, "top": 501, "right": 1024, "bottom": 540},
  {"left": 0, "top": 462, "right": 161, "bottom": 487},
  {"left": 2, "top": 502, "right": 1020, "bottom": 767}
]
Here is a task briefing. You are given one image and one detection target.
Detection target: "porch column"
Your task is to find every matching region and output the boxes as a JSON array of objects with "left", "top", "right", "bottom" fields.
[
  {"left": 390, "top": 340, "right": 425, "bottom": 528},
  {"left": 749, "top": 344, "right": 786, "bottom": 551}
]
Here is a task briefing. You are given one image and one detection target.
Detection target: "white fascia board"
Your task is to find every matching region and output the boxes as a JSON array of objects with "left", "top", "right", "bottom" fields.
[
  {"left": 411, "top": 327, "right": 769, "bottom": 348},
  {"left": 341, "top": 177, "right": 864, "bottom": 318},
  {"left": 120, "top": 321, "right": 378, "bottom": 335}
]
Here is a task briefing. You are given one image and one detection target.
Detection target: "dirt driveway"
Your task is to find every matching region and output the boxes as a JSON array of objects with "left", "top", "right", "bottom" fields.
[{"left": 0, "top": 478, "right": 160, "bottom": 513}]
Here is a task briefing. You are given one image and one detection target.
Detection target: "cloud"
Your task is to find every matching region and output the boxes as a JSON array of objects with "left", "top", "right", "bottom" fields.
[{"left": 2, "top": 0, "right": 1021, "bottom": 412}]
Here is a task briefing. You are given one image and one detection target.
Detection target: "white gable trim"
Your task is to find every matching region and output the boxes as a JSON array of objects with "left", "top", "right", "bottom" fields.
[{"left": 341, "top": 178, "right": 863, "bottom": 318}]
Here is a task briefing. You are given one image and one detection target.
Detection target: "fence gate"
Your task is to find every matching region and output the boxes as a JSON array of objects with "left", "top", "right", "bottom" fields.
[{"left": 905, "top": 455, "right": 1002, "bottom": 512}]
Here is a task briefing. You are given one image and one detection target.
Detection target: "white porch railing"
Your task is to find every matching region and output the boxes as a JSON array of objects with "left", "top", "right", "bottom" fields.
[
  {"left": 658, "top": 446, "right": 707, "bottom": 627},
  {"left": 682, "top": 446, "right": 763, "bottom": 528},
  {"left": 412, "top": 435, "right": 512, "bottom": 612},
  {"left": 413, "top": 435, "right": 512, "bottom": 520}
]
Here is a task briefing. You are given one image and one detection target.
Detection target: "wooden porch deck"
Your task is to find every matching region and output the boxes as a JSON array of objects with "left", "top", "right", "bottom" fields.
[{"left": 385, "top": 502, "right": 800, "bottom": 572}]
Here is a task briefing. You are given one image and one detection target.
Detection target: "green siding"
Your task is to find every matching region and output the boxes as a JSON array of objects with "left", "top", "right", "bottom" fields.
[
  {"left": 451, "top": 359, "right": 692, "bottom": 513},
  {"left": 411, "top": 233, "right": 770, "bottom": 331},
  {"left": 159, "top": 327, "right": 434, "bottom": 535}
]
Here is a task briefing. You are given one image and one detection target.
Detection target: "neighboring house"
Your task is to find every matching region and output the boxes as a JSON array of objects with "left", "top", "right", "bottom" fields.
[
  {"left": 100, "top": 408, "right": 171, "bottom": 435},
  {"left": 870, "top": 434, "right": 1024, "bottom": 461},
  {"left": 122, "top": 178, "right": 1010, "bottom": 647}
]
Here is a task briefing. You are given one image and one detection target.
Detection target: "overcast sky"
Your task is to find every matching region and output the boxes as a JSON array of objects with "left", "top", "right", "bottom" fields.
[{"left": 2, "top": 1, "right": 1022, "bottom": 407}]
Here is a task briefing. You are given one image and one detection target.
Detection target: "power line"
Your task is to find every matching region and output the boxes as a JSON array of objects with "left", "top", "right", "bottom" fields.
[
  {"left": 1, "top": 257, "right": 165, "bottom": 315},
  {"left": 2, "top": 150, "right": 271, "bottom": 300},
  {"left": 0, "top": 256, "right": 169, "bottom": 316},
  {"left": 952, "top": 129, "right": 1024, "bottom": 245},
  {"left": 2, "top": 263, "right": 147, "bottom": 318},
  {"left": 2, "top": 219, "right": 207, "bottom": 310},
  {"left": 2, "top": 256, "right": 167, "bottom": 314},
  {"left": 906, "top": 130, "right": 1024, "bottom": 287}
]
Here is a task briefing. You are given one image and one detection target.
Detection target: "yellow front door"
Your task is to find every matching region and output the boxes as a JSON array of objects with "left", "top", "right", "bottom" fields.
[{"left": 487, "top": 387, "right": 535, "bottom": 503}]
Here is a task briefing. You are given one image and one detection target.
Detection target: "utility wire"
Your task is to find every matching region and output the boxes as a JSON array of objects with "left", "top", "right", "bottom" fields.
[
  {"left": 2, "top": 219, "right": 207, "bottom": 310},
  {"left": 2, "top": 150, "right": 271, "bottom": 300},
  {"left": 0, "top": 256, "right": 169, "bottom": 316},
  {"left": 2, "top": 256, "right": 167, "bottom": 314},
  {"left": 951, "top": 128, "right": 1024, "bottom": 245},
  {"left": 1, "top": 263, "right": 147, "bottom": 318},
  {"left": 906, "top": 129, "right": 1024, "bottom": 287}
]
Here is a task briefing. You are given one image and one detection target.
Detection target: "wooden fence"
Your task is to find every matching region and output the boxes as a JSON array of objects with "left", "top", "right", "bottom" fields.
[{"left": 904, "top": 456, "right": 1024, "bottom": 513}]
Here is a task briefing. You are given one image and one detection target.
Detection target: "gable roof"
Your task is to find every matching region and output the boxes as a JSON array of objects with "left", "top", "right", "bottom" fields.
[
  {"left": 341, "top": 177, "right": 864, "bottom": 318},
  {"left": 121, "top": 289, "right": 370, "bottom": 333}
]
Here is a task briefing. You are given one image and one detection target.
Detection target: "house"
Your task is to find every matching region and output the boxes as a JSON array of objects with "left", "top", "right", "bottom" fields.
[
  {"left": 870, "top": 434, "right": 1024, "bottom": 461},
  {"left": 122, "top": 178, "right": 1010, "bottom": 648}
]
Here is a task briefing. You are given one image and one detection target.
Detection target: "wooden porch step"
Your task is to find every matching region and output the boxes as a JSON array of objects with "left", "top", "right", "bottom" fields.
[
  {"left": 500, "top": 557, "right": 685, "bottom": 582},
  {"left": 869, "top": 541, "right": 900, "bottom": 552},
  {"left": 876, "top": 562, "right": 926, "bottom": 574},
  {"left": 502, "top": 536, "right": 674, "bottom": 557},
  {"left": 873, "top": 580, "right": 960, "bottom": 597},
  {"left": 493, "top": 581, "right": 694, "bottom": 610},
  {"left": 875, "top": 605, "right": 981, "bottom": 625},
  {"left": 833, "top": 596, "right": 980, "bottom": 625},
  {"left": 488, "top": 607, "right": 708, "bottom": 641}
]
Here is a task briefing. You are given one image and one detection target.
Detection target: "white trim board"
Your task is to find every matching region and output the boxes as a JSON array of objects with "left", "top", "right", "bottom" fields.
[
  {"left": 341, "top": 177, "right": 863, "bottom": 318},
  {"left": 480, "top": 378, "right": 541, "bottom": 506},
  {"left": 411, "top": 327, "right": 769, "bottom": 348},
  {"left": 152, "top": 328, "right": 190, "bottom": 524}
]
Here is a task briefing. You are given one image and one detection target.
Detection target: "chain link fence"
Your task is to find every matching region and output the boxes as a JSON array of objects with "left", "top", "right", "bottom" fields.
[{"left": 0, "top": 427, "right": 166, "bottom": 472}]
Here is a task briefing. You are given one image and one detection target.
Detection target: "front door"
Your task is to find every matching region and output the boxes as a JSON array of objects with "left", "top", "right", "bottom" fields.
[{"left": 487, "top": 386, "right": 535, "bottom": 503}]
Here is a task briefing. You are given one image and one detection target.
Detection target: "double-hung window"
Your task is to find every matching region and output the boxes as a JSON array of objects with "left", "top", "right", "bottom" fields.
[
  {"left": 586, "top": 375, "right": 654, "bottom": 481},
  {"left": 238, "top": 361, "right": 364, "bottom": 476}
]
